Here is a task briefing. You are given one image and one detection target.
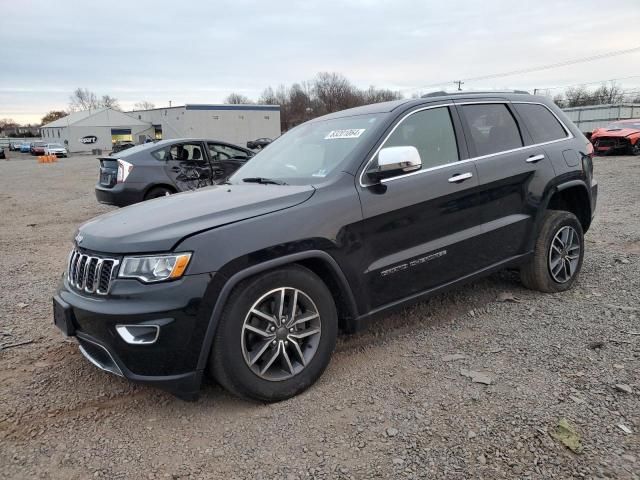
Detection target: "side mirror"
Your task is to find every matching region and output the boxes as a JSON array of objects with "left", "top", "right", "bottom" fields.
[{"left": 367, "top": 146, "right": 422, "bottom": 181}]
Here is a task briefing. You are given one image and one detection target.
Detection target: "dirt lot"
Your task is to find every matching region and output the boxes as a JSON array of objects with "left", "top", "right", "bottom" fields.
[{"left": 0, "top": 151, "right": 638, "bottom": 479}]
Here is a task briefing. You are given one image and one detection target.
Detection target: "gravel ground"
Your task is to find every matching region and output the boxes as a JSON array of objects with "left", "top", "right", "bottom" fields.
[{"left": 0, "top": 151, "right": 638, "bottom": 479}]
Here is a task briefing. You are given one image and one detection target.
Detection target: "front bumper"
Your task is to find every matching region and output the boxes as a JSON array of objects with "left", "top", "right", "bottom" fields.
[
  {"left": 95, "top": 182, "right": 145, "bottom": 207},
  {"left": 54, "top": 271, "right": 217, "bottom": 399},
  {"left": 592, "top": 137, "right": 631, "bottom": 154}
]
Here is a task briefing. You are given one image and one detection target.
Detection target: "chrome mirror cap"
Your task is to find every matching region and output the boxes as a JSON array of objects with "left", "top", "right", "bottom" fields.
[{"left": 368, "top": 146, "right": 422, "bottom": 181}]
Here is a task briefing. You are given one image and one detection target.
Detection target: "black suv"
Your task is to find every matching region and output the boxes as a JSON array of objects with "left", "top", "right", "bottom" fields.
[{"left": 54, "top": 92, "right": 597, "bottom": 401}]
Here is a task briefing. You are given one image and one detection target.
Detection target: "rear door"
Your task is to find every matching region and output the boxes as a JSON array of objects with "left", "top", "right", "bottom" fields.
[
  {"left": 455, "top": 101, "right": 556, "bottom": 266},
  {"left": 357, "top": 105, "right": 485, "bottom": 310},
  {"left": 164, "top": 141, "right": 213, "bottom": 191}
]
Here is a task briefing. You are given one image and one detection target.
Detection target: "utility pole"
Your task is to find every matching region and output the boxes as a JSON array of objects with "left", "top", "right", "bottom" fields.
[{"left": 454, "top": 80, "right": 464, "bottom": 91}]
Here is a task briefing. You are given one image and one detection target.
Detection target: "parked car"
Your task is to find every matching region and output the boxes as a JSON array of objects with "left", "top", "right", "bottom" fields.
[
  {"left": 246, "top": 137, "right": 272, "bottom": 149},
  {"left": 54, "top": 92, "right": 597, "bottom": 401},
  {"left": 30, "top": 141, "right": 46, "bottom": 155},
  {"left": 95, "top": 138, "right": 255, "bottom": 207},
  {"left": 9, "top": 141, "right": 22, "bottom": 151},
  {"left": 590, "top": 119, "right": 640, "bottom": 155},
  {"left": 0, "top": 147, "right": 5, "bottom": 159},
  {"left": 20, "top": 143, "right": 32, "bottom": 153},
  {"left": 111, "top": 140, "right": 136, "bottom": 155},
  {"left": 44, "top": 143, "right": 68, "bottom": 157}
]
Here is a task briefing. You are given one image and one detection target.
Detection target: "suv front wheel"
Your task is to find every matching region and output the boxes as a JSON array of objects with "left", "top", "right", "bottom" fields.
[
  {"left": 520, "top": 210, "right": 584, "bottom": 293},
  {"left": 210, "top": 265, "right": 338, "bottom": 402}
]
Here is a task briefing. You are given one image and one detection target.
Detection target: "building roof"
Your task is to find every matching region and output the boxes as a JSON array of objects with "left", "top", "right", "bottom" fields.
[
  {"left": 127, "top": 104, "right": 281, "bottom": 113},
  {"left": 43, "top": 107, "right": 151, "bottom": 128}
]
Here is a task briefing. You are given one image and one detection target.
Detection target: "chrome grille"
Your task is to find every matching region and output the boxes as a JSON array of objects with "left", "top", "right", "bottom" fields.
[{"left": 67, "top": 249, "right": 119, "bottom": 295}]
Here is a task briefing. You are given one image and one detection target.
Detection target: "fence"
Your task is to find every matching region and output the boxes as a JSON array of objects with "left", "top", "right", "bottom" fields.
[
  {"left": 562, "top": 103, "right": 640, "bottom": 133},
  {"left": 0, "top": 137, "right": 43, "bottom": 148}
]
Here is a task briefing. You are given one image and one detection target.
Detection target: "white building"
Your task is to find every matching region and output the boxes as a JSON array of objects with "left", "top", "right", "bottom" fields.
[
  {"left": 41, "top": 108, "right": 154, "bottom": 153},
  {"left": 128, "top": 104, "right": 281, "bottom": 146}
]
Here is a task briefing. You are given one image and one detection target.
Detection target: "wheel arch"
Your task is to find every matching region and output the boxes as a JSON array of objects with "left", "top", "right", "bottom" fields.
[
  {"left": 195, "top": 250, "right": 358, "bottom": 372},
  {"left": 543, "top": 180, "right": 592, "bottom": 233},
  {"left": 144, "top": 183, "right": 177, "bottom": 199}
]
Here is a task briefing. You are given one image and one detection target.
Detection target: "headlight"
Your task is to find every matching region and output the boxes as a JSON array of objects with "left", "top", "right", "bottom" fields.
[{"left": 118, "top": 253, "right": 192, "bottom": 283}]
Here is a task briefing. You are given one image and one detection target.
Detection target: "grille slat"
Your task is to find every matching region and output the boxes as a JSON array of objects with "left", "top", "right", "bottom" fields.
[{"left": 67, "top": 248, "right": 119, "bottom": 295}]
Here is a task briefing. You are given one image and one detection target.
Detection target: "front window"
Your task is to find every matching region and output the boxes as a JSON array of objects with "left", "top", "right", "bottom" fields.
[
  {"left": 208, "top": 143, "right": 249, "bottom": 161},
  {"left": 376, "top": 107, "right": 459, "bottom": 171},
  {"left": 229, "top": 114, "right": 383, "bottom": 185}
]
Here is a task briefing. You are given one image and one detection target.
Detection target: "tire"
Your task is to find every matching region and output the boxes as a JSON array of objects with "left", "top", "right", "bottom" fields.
[
  {"left": 520, "top": 210, "right": 584, "bottom": 293},
  {"left": 630, "top": 142, "right": 640, "bottom": 156},
  {"left": 144, "top": 186, "right": 174, "bottom": 200},
  {"left": 210, "top": 265, "right": 338, "bottom": 402}
]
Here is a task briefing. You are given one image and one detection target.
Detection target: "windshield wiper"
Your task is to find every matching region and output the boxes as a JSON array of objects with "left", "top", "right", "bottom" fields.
[{"left": 242, "top": 177, "right": 287, "bottom": 185}]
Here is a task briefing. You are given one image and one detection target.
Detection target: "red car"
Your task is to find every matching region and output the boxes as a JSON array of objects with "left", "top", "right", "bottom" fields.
[
  {"left": 30, "top": 141, "right": 46, "bottom": 156},
  {"left": 591, "top": 119, "right": 640, "bottom": 156}
]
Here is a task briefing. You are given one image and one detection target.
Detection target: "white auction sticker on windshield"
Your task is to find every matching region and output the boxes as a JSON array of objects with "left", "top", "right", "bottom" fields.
[{"left": 324, "top": 129, "right": 365, "bottom": 140}]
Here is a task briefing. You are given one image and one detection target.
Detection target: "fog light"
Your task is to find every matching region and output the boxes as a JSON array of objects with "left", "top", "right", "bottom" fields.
[{"left": 116, "top": 325, "right": 160, "bottom": 345}]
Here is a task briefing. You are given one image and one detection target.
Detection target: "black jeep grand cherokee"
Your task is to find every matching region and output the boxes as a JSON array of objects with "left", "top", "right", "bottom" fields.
[{"left": 54, "top": 92, "right": 597, "bottom": 401}]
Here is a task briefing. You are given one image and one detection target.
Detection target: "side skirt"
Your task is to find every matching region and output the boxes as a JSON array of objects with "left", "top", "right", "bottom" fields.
[{"left": 344, "top": 252, "right": 532, "bottom": 333}]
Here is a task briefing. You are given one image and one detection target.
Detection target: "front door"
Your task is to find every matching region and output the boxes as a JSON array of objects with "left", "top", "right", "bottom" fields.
[
  {"left": 206, "top": 142, "right": 252, "bottom": 183},
  {"left": 357, "top": 105, "right": 485, "bottom": 310},
  {"left": 164, "top": 141, "right": 213, "bottom": 191}
]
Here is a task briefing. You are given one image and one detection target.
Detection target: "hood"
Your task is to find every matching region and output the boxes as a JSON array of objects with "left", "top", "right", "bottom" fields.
[
  {"left": 592, "top": 128, "right": 640, "bottom": 138},
  {"left": 77, "top": 184, "right": 315, "bottom": 254}
]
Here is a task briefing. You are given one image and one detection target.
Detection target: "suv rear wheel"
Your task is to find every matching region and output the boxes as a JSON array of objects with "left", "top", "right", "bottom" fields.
[
  {"left": 520, "top": 210, "right": 584, "bottom": 293},
  {"left": 210, "top": 265, "right": 338, "bottom": 402}
]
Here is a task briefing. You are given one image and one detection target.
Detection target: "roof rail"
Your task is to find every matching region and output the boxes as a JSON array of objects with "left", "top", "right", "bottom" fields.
[{"left": 421, "top": 90, "right": 530, "bottom": 98}]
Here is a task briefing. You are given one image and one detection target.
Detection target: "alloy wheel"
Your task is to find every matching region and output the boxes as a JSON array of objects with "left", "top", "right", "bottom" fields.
[
  {"left": 241, "top": 287, "right": 322, "bottom": 381},
  {"left": 548, "top": 226, "right": 581, "bottom": 283}
]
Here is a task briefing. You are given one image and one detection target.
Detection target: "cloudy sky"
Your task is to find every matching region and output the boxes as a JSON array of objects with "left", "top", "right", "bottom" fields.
[{"left": 2, "top": 0, "right": 640, "bottom": 124}]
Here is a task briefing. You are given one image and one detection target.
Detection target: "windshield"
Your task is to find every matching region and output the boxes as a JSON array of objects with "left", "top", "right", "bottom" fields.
[
  {"left": 48, "top": 143, "right": 62, "bottom": 148},
  {"left": 606, "top": 122, "right": 640, "bottom": 130},
  {"left": 229, "top": 114, "right": 383, "bottom": 185}
]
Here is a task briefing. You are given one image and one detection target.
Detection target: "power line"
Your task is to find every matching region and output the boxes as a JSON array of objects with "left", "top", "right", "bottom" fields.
[
  {"left": 411, "top": 46, "right": 640, "bottom": 92},
  {"left": 535, "top": 75, "right": 640, "bottom": 92}
]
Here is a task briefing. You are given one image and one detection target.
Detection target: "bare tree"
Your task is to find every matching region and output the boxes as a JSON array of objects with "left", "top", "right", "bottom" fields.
[
  {"left": 101, "top": 95, "right": 121, "bottom": 110},
  {"left": 134, "top": 101, "right": 155, "bottom": 110},
  {"left": 313, "top": 72, "right": 360, "bottom": 115},
  {"left": 363, "top": 86, "right": 403, "bottom": 104},
  {"left": 231, "top": 72, "right": 403, "bottom": 131},
  {"left": 224, "top": 93, "right": 252, "bottom": 104},
  {"left": 258, "top": 87, "right": 278, "bottom": 105},
  {"left": 69, "top": 88, "right": 121, "bottom": 111},
  {"left": 563, "top": 86, "right": 591, "bottom": 107},
  {"left": 69, "top": 88, "right": 99, "bottom": 111},
  {"left": 0, "top": 118, "right": 18, "bottom": 128},
  {"left": 590, "top": 82, "right": 624, "bottom": 105}
]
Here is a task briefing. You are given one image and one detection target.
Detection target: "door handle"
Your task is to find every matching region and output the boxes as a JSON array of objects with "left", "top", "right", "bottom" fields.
[
  {"left": 448, "top": 172, "right": 473, "bottom": 183},
  {"left": 526, "top": 154, "right": 545, "bottom": 163}
]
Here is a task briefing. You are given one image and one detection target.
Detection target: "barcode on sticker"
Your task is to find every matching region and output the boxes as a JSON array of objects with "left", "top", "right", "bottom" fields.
[{"left": 325, "top": 129, "right": 365, "bottom": 140}]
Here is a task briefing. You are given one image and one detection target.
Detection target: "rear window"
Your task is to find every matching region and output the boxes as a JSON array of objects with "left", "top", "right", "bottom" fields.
[
  {"left": 515, "top": 103, "right": 568, "bottom": 143},
  {"left": 462, "top": 104, "right": 523, "bottom": 156}
]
